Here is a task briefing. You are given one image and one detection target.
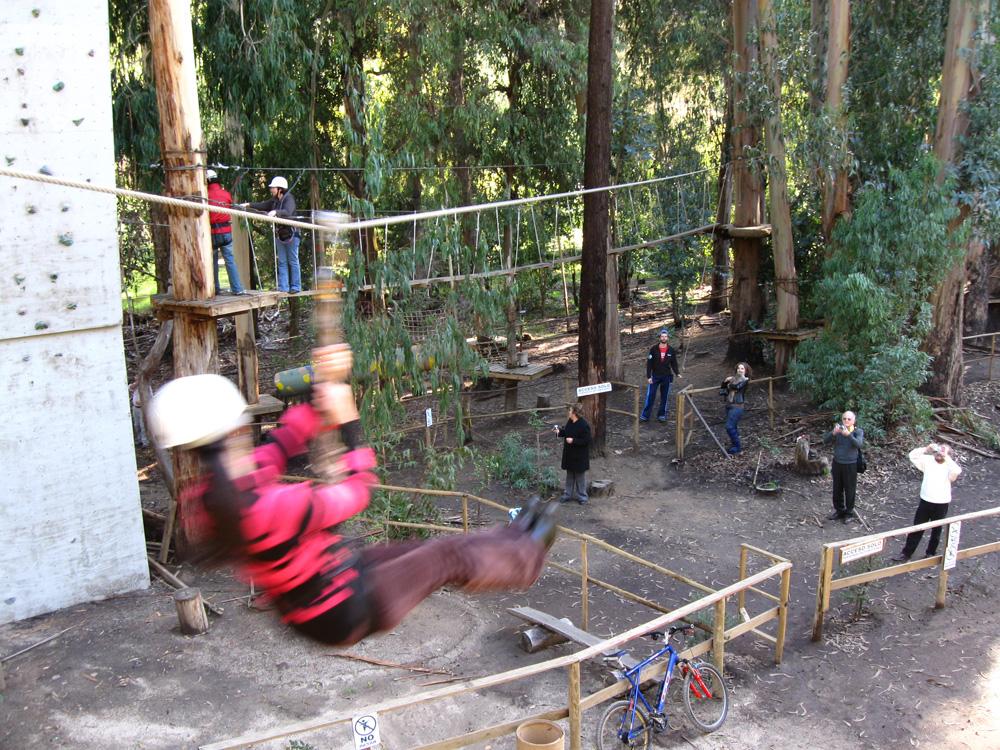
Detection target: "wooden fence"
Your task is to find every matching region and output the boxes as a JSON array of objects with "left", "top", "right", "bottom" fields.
[
  {"left": 811, "top": 505, "right": 1000, "bottom": 641},
  {"left": 962, "top": 331, "right": 1000, "bottom": 380},
  {"left": 201, "top": 484, "right": 791, "bottom": 750}
]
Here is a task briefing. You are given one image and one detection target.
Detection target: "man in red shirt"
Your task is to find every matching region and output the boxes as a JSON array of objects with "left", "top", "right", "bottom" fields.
[
  {"left": 206, "top": 169, "right": 245, "bottom": 295},
  {"left": 640, "top": 328, "right": 681, "bottom": 422}
]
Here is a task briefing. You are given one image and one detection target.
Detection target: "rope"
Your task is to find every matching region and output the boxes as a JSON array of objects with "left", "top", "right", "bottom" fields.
[{"left": 0, "top": 166, "right": 712, "bottom": 235}]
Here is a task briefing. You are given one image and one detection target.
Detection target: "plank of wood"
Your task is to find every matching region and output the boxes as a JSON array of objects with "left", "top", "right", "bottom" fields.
[
  {"left": 508, "top": 607, "right": 639, "bottom": 668},
  {"left": 487, "top": 363, "right": 554, "bottom": 381},
  {"left": 151, "top": 290, "right": 282, "bottom": 319}
]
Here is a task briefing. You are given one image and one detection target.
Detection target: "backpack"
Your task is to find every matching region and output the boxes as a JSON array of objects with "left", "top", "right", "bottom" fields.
[{"left": 856, "top": 449, "right": 867, "bottom": 474}]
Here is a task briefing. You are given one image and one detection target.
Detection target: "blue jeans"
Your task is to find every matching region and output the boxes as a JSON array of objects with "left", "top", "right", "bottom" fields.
[
  {"left": 640, "top": 376, "right": 672, "bottom": 420},
  {"left": 276, "top": 233, "right": 301, "bottom": 293},
  {"left": 212, "top": 233, "right": 244, "bottom": 294},
  {"left": 725, "top": 405, "right": 744, "bottom": 452}
]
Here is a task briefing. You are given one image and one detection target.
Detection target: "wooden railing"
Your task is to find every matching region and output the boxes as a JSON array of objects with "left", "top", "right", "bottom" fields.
[
  {"left": 811, "top": 505, "right": 1000, "bottom": 641},
  {"left": 202, "top": 485, "right": 791, "bottom": 750},
  {"left": 962, "top": 331, "right": 1000, "bottom": 381}
]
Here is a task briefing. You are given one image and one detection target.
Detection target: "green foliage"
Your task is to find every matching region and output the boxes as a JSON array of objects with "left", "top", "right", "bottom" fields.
[
  {"left": 362, "top": 489, "right": 441, "bottom": 540},
  {"left": 477, "top": 433, "right": 559, "bottom": 494},
  {"left": 790, "top": 157, "right": 964, "bottom": 435}
]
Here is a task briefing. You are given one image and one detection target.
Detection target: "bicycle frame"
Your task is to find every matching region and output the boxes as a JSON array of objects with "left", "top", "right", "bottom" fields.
[{"left": 617, "top": 643, "right": 680, "bottom": 739}]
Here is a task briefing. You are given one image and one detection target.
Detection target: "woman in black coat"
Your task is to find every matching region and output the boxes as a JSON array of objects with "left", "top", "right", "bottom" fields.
[{"left": 554, "top": 403, "right": 591, "bottom": 504}]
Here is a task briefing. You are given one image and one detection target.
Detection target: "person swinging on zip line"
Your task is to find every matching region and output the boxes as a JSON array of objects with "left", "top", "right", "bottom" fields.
[{"left": 147, "top": 344, "right": 558, "bottom": 646}]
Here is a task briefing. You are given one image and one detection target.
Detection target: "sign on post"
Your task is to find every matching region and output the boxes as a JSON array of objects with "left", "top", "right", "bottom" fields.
[
  {"left": 839, "top": 538, "right": 884, "bottom": 564},
  {"left": 576, "top": 382, "right": 612, "bottom": 398},
  {"left": 352, "top": 712, "right": 381, "bottom": 750},
  {"left": 425, "top": 408, "right": 433, "bottom": 427},
  {"left": 943, "top": 521, "right": 961, "bottom": 570}
]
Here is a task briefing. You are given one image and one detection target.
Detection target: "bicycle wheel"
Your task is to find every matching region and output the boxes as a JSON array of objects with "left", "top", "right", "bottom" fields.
[
  {"left": 682, "top": 662, "right": 729, "bottom": 732},
  {"left": 595, "top": 700, "right": 651, "bottom": 750}
]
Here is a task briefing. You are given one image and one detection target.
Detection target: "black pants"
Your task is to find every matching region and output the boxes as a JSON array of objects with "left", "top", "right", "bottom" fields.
[
  {"left": 831, "top": 460, "right": 858, "bottom": 514},
  {"left": 901, "top": 499, "right": 950, "bottom": 557}
]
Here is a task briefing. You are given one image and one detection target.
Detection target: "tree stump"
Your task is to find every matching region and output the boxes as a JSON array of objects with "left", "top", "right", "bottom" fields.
[
  {"left": 519, "top": 618, "right": 573, "bottom": 653},
  {"left": 589, "top": 479, "right": 615, "bottom": 497},
  {"left": 794, "top": 436, "right": 830, "bottom": 476},
  {"left": 174, "top": 587, "right": 210, "bottom": 635}
]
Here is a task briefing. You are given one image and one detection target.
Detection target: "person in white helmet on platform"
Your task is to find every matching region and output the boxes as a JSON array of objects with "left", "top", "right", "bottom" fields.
[{"left": 242, "top": 175, "right": 300, "bottom": 293}]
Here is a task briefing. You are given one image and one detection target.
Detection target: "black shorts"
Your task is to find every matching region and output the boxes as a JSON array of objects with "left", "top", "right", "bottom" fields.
[{"left": 290, "top": 564, "right": 372, "bottom": 645}]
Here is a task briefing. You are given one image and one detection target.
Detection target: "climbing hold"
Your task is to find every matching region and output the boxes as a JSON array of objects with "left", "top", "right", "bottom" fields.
[
  {"left": 26, "top": 205, "right": 37, "bottom": 214},
  {"left": 19, "top": 118, "right": 30, "bottom": 126},
  {"left": 17, "top": 309, "right": 27, "bottom": 317},
  {"left": 52, "top": 81, "right": 64, "bottom": 92},
  {"left": 49, "top": 273, "right": 58, "bottom": 282},
  {"left": 21, "top": 103, "right": 27, "bottom": 109},
  {"left": 14, "top": 274, "right": 26, "bottom": 285},
  {"left": 72, "top": 118, "right": 84, "bottom": 126},
  {"left": 88, "top": 50, "right": 95, "bottom": 57},
  {"left": 66, "top": 302, "right": 77, "bottom": 310},
  {"left": 31, "top": 9, "right": 40, "bottom": 17},
  {"left": 58, "top": 233, "right": 73, "bottom": 246},
  {"left": 34, "top": 321, "right": 49, "bottom": 331},
  {"left": 38, "top": 165, "right": 53, "bottom": 175},
  {"left": 5, "top": 156, "right": 14, "bottom": 166},
  {"left": 60, "top": 203, "right": 70, "bottom": 212},
  {"left": 15, "top": 47, "right": 24, "bottom": 56}
]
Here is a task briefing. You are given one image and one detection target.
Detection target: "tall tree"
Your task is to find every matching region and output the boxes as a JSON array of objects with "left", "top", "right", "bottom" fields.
[
  {"left": 580, "top": 0, "right": 614, "bottom": 453},
  {"left": 727, "top": 0, "right": 766, "bottom": 362},
  {"left": 757, "top": 0, "right": 800, "bottom": 376},
  {"left": 923, "top": 0, "right": 988, "bottom": 403},
  {"left": 821, "top": 0, "right": 850, "bottom": 240}
]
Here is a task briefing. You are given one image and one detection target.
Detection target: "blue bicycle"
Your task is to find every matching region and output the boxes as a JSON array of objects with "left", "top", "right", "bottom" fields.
[{"left": 595, "top": 625, "right": 729, "bottom": 748}]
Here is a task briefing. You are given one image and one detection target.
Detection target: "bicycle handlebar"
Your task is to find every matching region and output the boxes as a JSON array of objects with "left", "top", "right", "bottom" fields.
[{"left": 647, "top": 625, "right": 695, "bottom": 641}]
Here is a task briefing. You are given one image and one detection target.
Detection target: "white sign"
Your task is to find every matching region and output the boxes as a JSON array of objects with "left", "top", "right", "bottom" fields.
[
  {"left": 943, "top": 521, "right": 961, "bottom": 571},
  {"left": 425, "top": 408, "right": 433, "bottom": 427},
  {"left": 840, "top": 538, "right": 884, "bottom": 564},
  {"left": 576, "top": 382, "right": 613, "bottom": 398},
  {"left": 352, "top": 712, "right": 381, "bottom": 750}
]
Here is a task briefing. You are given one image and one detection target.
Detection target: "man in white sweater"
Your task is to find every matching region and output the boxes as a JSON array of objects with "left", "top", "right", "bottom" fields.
[{"left": 891, "top": 443, "right": 961, "bottom": 562}]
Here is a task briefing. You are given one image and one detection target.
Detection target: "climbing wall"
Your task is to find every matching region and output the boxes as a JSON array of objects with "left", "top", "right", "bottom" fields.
[{"left": 0, "top": 1, "right": 148, "bottom": 624}]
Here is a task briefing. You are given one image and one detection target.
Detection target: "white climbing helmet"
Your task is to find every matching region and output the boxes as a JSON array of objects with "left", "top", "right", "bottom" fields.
[
  {"left": 268, "top": 176, "right": 288, "bottom": 190},
  {"left": 147, "top": 374, "right": 249, "bottom": 449},
  {"left": 206, "top": 168, "right": 218, "bottom": 181}
]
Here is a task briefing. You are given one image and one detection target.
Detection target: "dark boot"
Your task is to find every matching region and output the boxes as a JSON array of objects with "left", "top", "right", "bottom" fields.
[
  {"left": 509, "top": 494, "right": 543, "bottom": 532},
  {"left": 528, "top": 501, "right": 559, "bottom": 550}
]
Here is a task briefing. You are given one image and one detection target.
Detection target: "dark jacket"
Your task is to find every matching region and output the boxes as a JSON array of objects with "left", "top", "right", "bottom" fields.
[
  {"left": 721, "top": 375, "right": 748, "bottom": 406},
  {"left": 822, "top": 426, "right": 864, "bottom": 464},
  {"left": 249, "top": 191, "right": 298, "bottom": 240},
  {"left": 646, "top": 344, "right": 680, "bottom": 379},
  {"left": 558, "top": 417, "right": 591, "bottom": 473}
]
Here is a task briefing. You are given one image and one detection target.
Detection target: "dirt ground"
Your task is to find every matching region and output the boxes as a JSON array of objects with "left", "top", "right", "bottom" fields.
[{"left": 3, "top": 304, "right": 1000, "bottom": 750}]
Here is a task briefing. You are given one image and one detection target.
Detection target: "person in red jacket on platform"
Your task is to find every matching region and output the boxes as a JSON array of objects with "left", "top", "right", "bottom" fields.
[
  {"left": 148, "top": 344, "right": 557, "bottom": 646},
  {"left": 206, "top": 169, "right": 244, "bottom": 295}
]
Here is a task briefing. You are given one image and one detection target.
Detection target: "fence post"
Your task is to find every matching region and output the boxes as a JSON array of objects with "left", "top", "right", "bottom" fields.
[
  {"left": 461, "top": 494, "right": 469, "bottom": 534},
  {"left": 712, "top": 599, "right": 726, "bottom": 672},
  {"left": 581, "top": 539, "right": 590, "bottom": 631},
  {"left": 768, "top": 378, "right": 775, "bottom": 430},
  {"left": 737, "top": 545, "right": 748, "bottom": 616},
  {"left": 812, "top": 545, "right": 835, "bottom": 641},
  {"left": 632, "top": 386, "right": 640, "bottom": 448},
  {"left": 775, "top": 565, "right": 791, "bottom": 664},
  {"left": 935, "top": 528, "right": 951, "bottom": 609},
  {"left": 675, "top": 389, "right": 686, "bottom": 461},
  {"left": 990, "top": 333, "right": 996, "bottom": 382},
  {"left": 568, "top": 662, "right": 582, "bottom": 750}
]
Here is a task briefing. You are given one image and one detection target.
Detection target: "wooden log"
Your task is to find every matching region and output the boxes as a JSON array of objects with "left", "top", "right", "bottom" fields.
[
  {"left": 174, "top": 587, "right": 210, "bottom": 635},
  {"left": 589, "top": 479, "right": 614, "bottom": 497},
  {"left": 519, "top": 618, "right": 574, "bottom": 653}
]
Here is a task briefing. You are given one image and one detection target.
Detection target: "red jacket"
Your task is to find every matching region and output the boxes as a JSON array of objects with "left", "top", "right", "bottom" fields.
[
  {"left": 182, "top": 404, "right": 378, "bottom": 624},
  {"left": 207, "top": 182, "right": 233, "bottom": 235}
]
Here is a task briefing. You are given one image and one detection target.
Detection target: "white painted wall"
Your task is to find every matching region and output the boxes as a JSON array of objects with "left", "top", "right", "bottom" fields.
[{"left": 0, "top": 1, "right": 149, "bottom": 624}]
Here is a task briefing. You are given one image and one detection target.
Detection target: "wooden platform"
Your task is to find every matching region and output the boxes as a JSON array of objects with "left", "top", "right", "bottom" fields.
[
  {"left": 152, "top": 290, "right": 282, "bottom": 319},
  {"left": 509, "top": 606, "right": 639, "bottom": 669},
  {"left": 750, "top": 327, "right": 821, "bottom": 342},
  {"left": 488, "top": 362, "right": 554, "bottom": 381},
  {"left": 245, "top": 394, "right": 285, "bottom": 418}
]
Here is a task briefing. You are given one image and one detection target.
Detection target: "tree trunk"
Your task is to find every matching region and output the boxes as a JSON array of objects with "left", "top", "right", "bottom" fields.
[
  {"left": 150, "top": 201, "right": 172, "bottom": 294},
  {"left": 579, "top": 0, "right": 614, "bottom": 454},
  {"left": 758, "top": 0, "right": 800, "bottom": 377},
  {"left": 821, "top": 0, "right": 851, "bottom": 241},
  {"left": 148, "top": 0, "right": 219, "bottom": 560},
  {"left": 606, "top": 251, "right": 623, "bottom": 381},
  {"left": 708, "top": 90, "right": 733, "bottom": 314},
  {"left": 924, "top": 0, "right": 987, "bottom": 403},
  {"left": 809, "top": 0, "right": 828, "bottom": 115},
  {"left": 963, "top": 238, "right": 990, "bottom": 336},
  {"left": 727, "top": 0, "right": 765, "bottom": 363}
]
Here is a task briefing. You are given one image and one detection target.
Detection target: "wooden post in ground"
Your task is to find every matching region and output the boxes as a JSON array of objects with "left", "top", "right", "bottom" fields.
[
  {"left": 568, "top": 662, "right": 582, "bottom": 750},
  {"left": 812, "top": 545, "right": 835, "bottom": 641},
  {"left": 712, "top": 599, "right": 727, "bottom": 672},
  {"left": 775, "top": 565, "right": 791, "bottom": 664},
  {"left": 580, "top": 539, "right": 590, "bottom": 631},
  {"left": 149, "top": 0, "right": 219, "bottom": 562},
  {"left": 174, "top": 587, "right": 210, "bottom": 635},
  {"left": 737, "top": 545, "right": 748, "bottom": 615},
  {"left": 674, "top": 388, "right": 687, "bottom": 461}
]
